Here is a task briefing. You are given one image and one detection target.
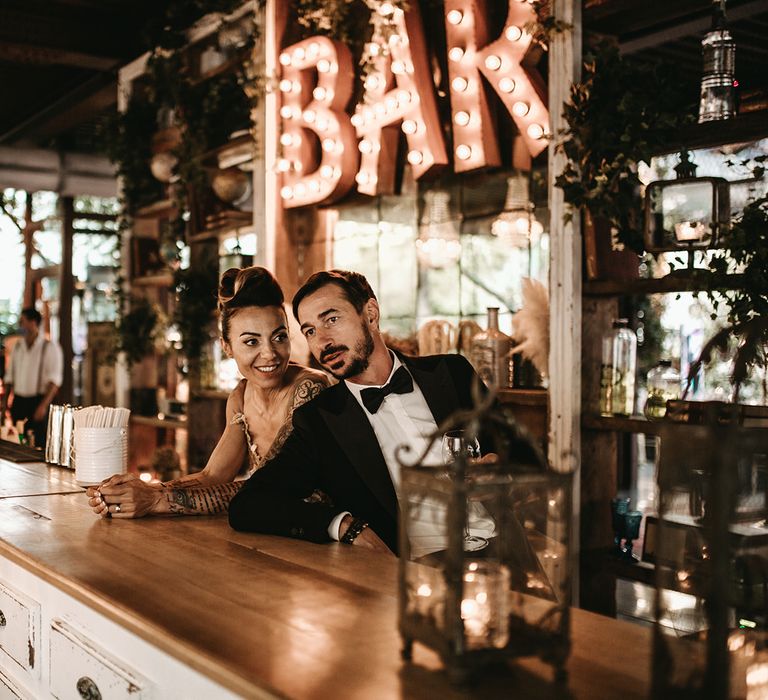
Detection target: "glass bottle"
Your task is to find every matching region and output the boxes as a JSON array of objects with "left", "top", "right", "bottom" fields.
[
  {"left": 609, "top": 319, "right": 637, "bottom": 416},
  {"left": 644, "top": 360, "right": 681, "bottom": 420},
  {"left": 599, "top": 333, "right": 614, "bottom": 416},
  {"left": 470, "top": 308, "right": 511, "bottom": 389}
]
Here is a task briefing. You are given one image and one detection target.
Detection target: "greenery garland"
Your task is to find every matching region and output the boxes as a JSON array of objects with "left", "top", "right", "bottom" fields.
[{"left": 173, "top": 259, "right": 219, "bottom": 364}]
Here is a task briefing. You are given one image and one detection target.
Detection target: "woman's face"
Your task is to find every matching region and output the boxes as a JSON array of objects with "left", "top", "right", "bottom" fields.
[{"left": 223, "top": 305, "right": 291, "bottom": 389}]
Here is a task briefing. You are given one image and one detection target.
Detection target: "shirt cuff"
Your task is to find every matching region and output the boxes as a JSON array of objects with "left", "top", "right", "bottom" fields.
[{"left": 328, "top": 511, "right": 352, "bottom": 541}]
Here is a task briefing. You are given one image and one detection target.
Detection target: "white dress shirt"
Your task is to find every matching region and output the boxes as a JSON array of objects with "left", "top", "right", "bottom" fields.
[
  {"left": 4, "top": 334, "right": 63, "bottom": 397},
  {"left": 329, "top": 352, "right": 495, "bottom": 557}
]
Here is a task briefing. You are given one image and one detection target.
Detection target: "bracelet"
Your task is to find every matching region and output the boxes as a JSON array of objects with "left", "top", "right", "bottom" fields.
[{"left": 340, "top": 517, "right": 369, "bottom": 545}]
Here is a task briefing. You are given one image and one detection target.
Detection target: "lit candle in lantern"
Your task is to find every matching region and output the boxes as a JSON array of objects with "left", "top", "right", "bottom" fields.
[
  {"left": 461, "top": 561, "right": 510, "bottom": 649},
  {"left": 674, "top": 220, "right": 706, "bottom": 242}
]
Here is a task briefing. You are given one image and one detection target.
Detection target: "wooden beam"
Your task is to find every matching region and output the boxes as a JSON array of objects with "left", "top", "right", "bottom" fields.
[
  {"left": 59, "top": 196, "right": 74, "bottom": 403},
  {"left": 0, "top": 41, "right": 118, "bottom": 70},
  {"left": 548, "top": 0, "right": 582, "bottom": 603}
]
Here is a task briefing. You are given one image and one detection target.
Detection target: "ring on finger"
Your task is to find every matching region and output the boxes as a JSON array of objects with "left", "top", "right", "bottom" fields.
[{"left": 114, "top": 503, "right": 122, "bottom": 514}]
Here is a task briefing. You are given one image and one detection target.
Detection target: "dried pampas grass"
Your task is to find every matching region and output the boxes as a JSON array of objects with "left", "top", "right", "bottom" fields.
[{"left": 511, "top": 278, "right": 549, "bottom": 378}]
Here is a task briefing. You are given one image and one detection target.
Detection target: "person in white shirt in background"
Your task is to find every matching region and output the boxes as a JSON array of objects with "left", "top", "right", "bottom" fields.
[{"left": 2, "top": 307, "right": 63, "bottom": 449}]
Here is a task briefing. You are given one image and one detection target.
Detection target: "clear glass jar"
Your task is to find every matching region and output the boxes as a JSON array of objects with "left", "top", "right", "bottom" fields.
[
  {"left": 606, "top": 319, "right": 637, "bottom": 416},
  {"left": 470, "top": 308, "right": 511, "bottom": 389},
  {"left": 644, "top": 360, "right": 681, "bottom": 420}
]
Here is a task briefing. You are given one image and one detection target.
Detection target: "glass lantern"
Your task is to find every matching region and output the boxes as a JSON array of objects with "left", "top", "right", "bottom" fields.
[
  {"left": 397, "top": 400, "right": 573, "bottom": 684},
  {"left": 644, "top": 176, "right": 730, "bottom": 258},
  {"left": 651, "top": 402, "right": 768, "bottom": 699}
]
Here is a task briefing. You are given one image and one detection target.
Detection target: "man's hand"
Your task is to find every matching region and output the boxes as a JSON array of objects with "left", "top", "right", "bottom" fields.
[
  {"left": 32, "top": 404, "right": 47, "bottom": 422},
  {"left": 473, "top": 452, "right": 499, "bottom": 465},
  {"left": 340, "top": 514, "right": 392, "bottom": 554},
  {"left": 86, "top": 473, "right": 166, "bottom": 518}
]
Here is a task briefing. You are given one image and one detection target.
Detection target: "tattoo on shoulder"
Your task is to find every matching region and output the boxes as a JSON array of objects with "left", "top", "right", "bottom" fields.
[{"left": 292, "top": 377, "right": 326, "bottom": 408}]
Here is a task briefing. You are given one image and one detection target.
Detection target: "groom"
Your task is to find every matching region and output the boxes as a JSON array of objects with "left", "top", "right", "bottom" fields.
[{"left": 228, "top": 269, "right": 528, "bottom": 557}]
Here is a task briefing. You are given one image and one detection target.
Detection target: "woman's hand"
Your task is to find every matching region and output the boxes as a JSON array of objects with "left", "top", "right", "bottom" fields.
[{"left": 86, "top": 474, "right": 166, "bottom": 519}]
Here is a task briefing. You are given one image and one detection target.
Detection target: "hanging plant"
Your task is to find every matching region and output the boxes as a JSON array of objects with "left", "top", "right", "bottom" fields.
[
  {"left": 555, "top": 40, "right": 696, "bottom": 253},
  {"left": 111, "top": 295, "right": 164, "bottom": 367},
  {"left": 173, "top": 260, "right": 219, "bottom": 362}
]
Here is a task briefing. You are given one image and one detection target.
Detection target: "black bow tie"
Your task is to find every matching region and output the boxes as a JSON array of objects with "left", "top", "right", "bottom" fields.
[{"left": 360, "top": 366, "right": 414, "bottom": 414}]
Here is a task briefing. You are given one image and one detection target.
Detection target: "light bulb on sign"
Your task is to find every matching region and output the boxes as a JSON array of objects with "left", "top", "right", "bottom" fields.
[
  {"left": 407, "top": 150, "right": 424, "bottom": 165},
  {"left": 279, "top": 132, "right": 294, "bottom": 147},
  {"left": 454, "top": 111, "right": 470, "bottom": 126},
  {"left": 452, "top": 76, "right": 469, "bottom": 92},
  {"left": 313, "top": 86, "right": 327, "bottom": 101},
  {"left": 294, "top": 47, "right": 306, "bottom": 62},
  {"left": 526, "top": 123, "right": 545, "bottom": 139},
  {"left": 447, "top": 9, "right": 464, "bottom": 25},
  {"left": 448, "top": 47, "right": 465, "bottom": 62},
  {"left": 379, "top": 1, "right": 395, "bottom": 16},
  {"left": 455, "top": 144, "right": 472, "bottom": 160},
  {"left": 505, "top": 25, "right": 522, "bottom": 41},
  {"left": 303, "top": 109, "right": 316, "bottom": 123},
  {"left": 402, "top": 120, "right": 418, "bottom": 134},
  {"left": 276, "top": 159, "right": 291, "bottom": 172},
  {"left": 498, "top": 78, "right": 515, "bottom": 93},
  {"left": 484, "top": 55, "right": 502, "bottom": 71},
  {"left": 279, "top": 105, "right": 293, "bottom": 119},
  {"left": 359, "top": 139, "right": 373, "bottom": 154},
  {"left": 280, "top": 186, "right": 294, "bottom": 199},
  {"left": 317, "top": 59, "right": 331, "bottom": 73},
  {"left": 279, "top": 79, "right": 293, "bottom": 93},
  {"left": 279, "top": 53, "right": 291, "bottom": 66},
  {"left": 512, "top": 101, "right": 529, "bottom": 117}
]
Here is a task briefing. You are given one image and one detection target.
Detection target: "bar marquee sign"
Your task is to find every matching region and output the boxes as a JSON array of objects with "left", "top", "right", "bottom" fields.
[{"left": 277, "top": 0, "right": 549, "bottom": 208}]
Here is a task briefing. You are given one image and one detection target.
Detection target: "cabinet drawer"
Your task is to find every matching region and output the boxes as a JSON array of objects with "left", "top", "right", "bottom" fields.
[
  {"left": 49, "top": 620, "right": 149, "bottom": 700},
  {"left": 0, "top": 581, "right": 39, "bottom": 676}
]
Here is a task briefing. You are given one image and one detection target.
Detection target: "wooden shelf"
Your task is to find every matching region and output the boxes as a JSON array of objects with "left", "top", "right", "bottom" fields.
[
  {"left": 582, "top": 413, "right": 663, "bottom": 435},
  {"left": 201, "top": 132, "right": 253, "bottom": 169},
  {"left": 131, "top": 273, "right": 174, "bottom": 287},
  {"left": 134, "top": 199, "right": 175, "bottom": 219},
  {"left": 583, "top": 273, "right": 744, "bottom": 297},
  {"left": 659, "top": 110, "right": 768, "bottom": 155},
  {"left": 130, "top": 415, "right": 187, "bottom": 430},
  {"left": 497, "top": 388, "right": 548, "bottom": 406}
]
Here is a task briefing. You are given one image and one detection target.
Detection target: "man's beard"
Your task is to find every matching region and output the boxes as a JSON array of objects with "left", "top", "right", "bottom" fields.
[{"left": 320, "top": 322, "right": 375, "bottom": 379}]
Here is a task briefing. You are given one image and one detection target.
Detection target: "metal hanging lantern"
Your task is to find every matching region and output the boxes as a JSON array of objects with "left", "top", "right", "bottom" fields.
[
  {"left": 650, "top": 402, "right": 768, "bottom": 699},
  {"left": 644, "top": 151, "right": 730, "bottom": 262},
  {"left": 397, "top": 391, "right": 573, "bottom": 684}
]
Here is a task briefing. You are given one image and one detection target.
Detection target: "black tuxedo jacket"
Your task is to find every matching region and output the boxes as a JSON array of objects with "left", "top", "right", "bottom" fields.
[{"left": 228, "top": 353, "right": 483, "bottom": 553}]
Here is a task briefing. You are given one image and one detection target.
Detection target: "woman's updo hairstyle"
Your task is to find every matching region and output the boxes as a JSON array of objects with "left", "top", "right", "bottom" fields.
[{"left": 218, "top": 266, "right": 285, "bottom": 344}]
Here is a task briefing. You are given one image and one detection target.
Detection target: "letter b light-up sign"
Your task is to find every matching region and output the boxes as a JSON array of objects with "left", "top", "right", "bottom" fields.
[{"left": 278, "top": 37, "right": 358, "bottom": 208}]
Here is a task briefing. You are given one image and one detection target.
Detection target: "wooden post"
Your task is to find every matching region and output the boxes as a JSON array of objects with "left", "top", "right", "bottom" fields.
[
  {"left": 22, "top": 192, "right": 35, "bottom": 309},
  {"left": 58, "top": 196, "right": 74, "bottom": 403},
  {"left": 548, "top": 0, "right": 582, "bottom": 602}
]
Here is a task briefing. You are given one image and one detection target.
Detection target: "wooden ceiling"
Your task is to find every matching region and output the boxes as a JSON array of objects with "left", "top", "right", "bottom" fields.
[
  {"left": 0, "top": 1, "right": 765, "bottom": 153},
  {"left": 585, "top": 0, "right": 768, "bottom": 102},
  {"left": 0, "top": 0, "right": 169, "bottom": 150}
]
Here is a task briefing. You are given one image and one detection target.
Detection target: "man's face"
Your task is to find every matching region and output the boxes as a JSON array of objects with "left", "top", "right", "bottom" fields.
[
  {"left": 19, "top": 315, "right": 37, "bottom": 338},
  {"left": 298, "top": 284, "right": 375, "bottom": 380}
]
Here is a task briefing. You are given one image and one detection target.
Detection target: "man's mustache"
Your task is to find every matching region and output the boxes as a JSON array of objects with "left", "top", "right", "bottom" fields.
[{"left": 320, "top": 345, "right": 348, "bottom": 363}]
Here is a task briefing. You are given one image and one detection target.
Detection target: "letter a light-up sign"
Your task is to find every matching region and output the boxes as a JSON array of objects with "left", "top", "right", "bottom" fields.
[
  {"left": 445, "top": 0, "right": 549, "bottom": 172},
  {"left": 351, "top": 2, "right": 448, "bottom": 196},
  {"left": 278, "top": 37, "right": 358, "bottom": 208}
]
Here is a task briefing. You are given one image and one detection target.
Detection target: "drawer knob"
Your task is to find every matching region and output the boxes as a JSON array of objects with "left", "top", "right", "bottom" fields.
[
  {"left": 76, "top": 676, "right": 101, "bottom": 700},
  {"left": 0, "top": 610, "right": 5, "bottom": 626}
]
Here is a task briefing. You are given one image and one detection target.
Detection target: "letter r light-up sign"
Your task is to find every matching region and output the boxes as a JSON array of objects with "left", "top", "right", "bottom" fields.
[{"left": 277, "top": 0, "right": 550, "bottom": 208}]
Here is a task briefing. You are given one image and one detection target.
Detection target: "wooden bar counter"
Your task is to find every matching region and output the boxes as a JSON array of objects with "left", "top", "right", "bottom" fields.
[{"left": 0, "top": 458, "right": 651, "bottom": 699}]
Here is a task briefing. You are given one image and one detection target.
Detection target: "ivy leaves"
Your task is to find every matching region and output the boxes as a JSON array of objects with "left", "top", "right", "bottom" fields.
[{"left": 555, "top": 41, "right": 696, "bottom": 252}]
